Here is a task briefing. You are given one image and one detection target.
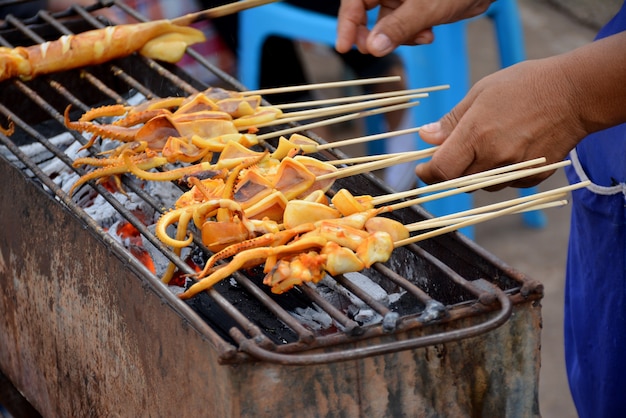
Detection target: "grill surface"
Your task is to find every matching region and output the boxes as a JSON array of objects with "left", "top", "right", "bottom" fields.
[{"left": 0, "top": 2, "right": 543, "bottom": 417}]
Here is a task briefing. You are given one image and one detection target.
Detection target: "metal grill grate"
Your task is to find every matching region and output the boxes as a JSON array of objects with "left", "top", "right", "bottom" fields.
[{"left": 0, "top": 1, "right": 543, "bottom": 365}]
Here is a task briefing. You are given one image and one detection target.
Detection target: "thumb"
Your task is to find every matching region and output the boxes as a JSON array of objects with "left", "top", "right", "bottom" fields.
[
  {"left": 418, "top": 106, "right": 460, "bottom": 144},
  {"left": 418, "top": 121, "right": 448, "bottom": 145},
  {"left": 366, "top": 4, "right": 434, "bottom": 56},
  {"left": 414, "top": 111, "right": 470, "bottom": 184}
]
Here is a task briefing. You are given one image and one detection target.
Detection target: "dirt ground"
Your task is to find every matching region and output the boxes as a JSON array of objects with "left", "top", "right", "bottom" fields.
[{"left": 298, "top": 1, "right": 610, "bottom": 416}]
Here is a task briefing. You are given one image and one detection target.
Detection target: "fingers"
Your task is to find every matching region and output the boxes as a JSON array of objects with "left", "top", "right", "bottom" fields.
[
  {"left": 413, "top": 28, "right": 435, "bottom": 45},
  {"left": 336, "top": 0, "right": 371, "bottom": 53},
  {"left": 369, "top": 27, "right": 435, "bottom": 54},
  {"left": 338, "top": 0, "right": 494, "bottom": 56},
  {"left": 415, "top": 144, "right": 556, "bottom": 190},
  {"left": 417, "top": 121, "right": 448, "bottom": 145},
  {"left": 337, "top": 1, "right": 438, "bottom": 56},
  {"left": 365, "top": 2, "right": 436, "bottom": 56},
  {"left": 414, "top": 105, "right": 559, "bottom": 190}
]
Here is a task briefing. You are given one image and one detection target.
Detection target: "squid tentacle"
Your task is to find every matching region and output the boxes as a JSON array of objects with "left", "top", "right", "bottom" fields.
[
  {"left": 180, "top": 235, "right": 328, "bottom": 299},
  {"left": 79, "top": 104, "right": 129, "bottom": 122},
  {"left": 0, "top": 120, "right": 15, "bottom": 136},
  {"left": 65, "top": 105, "right": 140, "bottom": 148},
  {"left": 161, "top": 208, "right": 194, "bottom": 284},
  {"left": 155, "top": 207, "right": 195, "bottom": 249},
  {"left": 69, "top": 152, "right": 168, "bottom": 196}
]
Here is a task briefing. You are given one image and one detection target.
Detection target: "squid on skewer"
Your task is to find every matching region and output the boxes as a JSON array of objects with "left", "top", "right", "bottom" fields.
[
  {"left": 64, "top": 89, "right": 287, "bottom": 194},
  {"left": 178, "top": 206, "right": 410, "bottom": 298},
  {"left": 0, "top": 20, "right": 205, "bottom": 82}
]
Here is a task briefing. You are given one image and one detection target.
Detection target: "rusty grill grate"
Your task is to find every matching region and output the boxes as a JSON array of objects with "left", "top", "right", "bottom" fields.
[{"left": 0, "top": 1, "right": 543, "bottom": 365}]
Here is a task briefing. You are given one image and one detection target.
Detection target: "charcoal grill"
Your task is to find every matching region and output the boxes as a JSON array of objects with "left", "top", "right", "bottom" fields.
[{"left": 0, "top": 2, "right": 543, "bottom": 417}]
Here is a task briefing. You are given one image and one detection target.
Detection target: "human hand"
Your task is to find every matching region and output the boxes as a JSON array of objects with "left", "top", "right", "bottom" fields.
[
  {"left": 336, "top": 0, "right": 494, "bottom": 56},
  {"left": 414, "top": 58, "right": 587, "bottom": 190}
]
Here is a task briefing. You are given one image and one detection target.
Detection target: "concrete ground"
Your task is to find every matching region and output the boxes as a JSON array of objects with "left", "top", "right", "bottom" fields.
[{"left": 298, "top": 0, "right": 615, "bottom": 416}]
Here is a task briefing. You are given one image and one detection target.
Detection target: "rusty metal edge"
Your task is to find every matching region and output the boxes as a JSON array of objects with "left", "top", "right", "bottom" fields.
[{"left": 0, "top": 148, "right": 238, "bottom": 359}]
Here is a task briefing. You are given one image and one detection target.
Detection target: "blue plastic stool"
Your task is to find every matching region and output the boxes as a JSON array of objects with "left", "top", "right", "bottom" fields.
[
  {"left": 365, "top": 21, "right": 472, "bottom": 226},
  {"left": 485, "top": 0, "right": 546, "bottom": 228},
  {"left": 237, "top": 1, "right": 546, "bottom": 233},
  {"left": 238, "top": 3, "right": 338, "bottom": 89}
]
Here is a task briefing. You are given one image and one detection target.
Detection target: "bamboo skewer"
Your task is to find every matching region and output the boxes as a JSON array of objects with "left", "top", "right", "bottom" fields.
[
  {"left": 278, "top": 93, "right": 422, "bottom": 119},
  {"left": 273, "top": 88, "right": 430, "bottom": 110},
  {"left": 317, "top": 151, "right": 431, "bottom": 181},
  {"left": 172, "top": 0, "right": 279, "bottom": 25},
  {"left": 405, "top": 180, "right": 589, "bottom": 231},
  {"left": 326, "top": 152, "right": 412, "bottom": 166},
  {"left": 260, "top": 93, "right": 423, "bottom": 128},
  {"left": 407, "top": 196, "right": 567, "bottom": 231},
  {"left": 320, "top": 154, "right": 559, "bottom": 186},
  {"left": 371, "top": 157, "right": 547, "bottom": 206},
  {"left": 407, "top": 200, "right": 569, "bottom": 231},
  {"left": 326, "top": 147, "right": 438, "bottom": 165},
  {"left": 242, "top": 76, "right": 402, "bottom": 96},
  {"left": 388, "top": 160, "right": 570, "bottom": 211},
  {"left": 316, "top": 127, "right": 424, "bottom": 151},
  {"left": 256, "top": 101, "right": 420, "bottom": 142},
  {"left": 383, "top": 84, "right": 449, "bottom": 95},
  {"left": 395, "top": 195, "right": 565, "bottom": 247}
]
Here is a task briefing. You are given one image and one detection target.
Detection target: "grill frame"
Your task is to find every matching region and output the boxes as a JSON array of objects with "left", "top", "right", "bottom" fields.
[
  {"left": 0, "top": 2, "right": 543, "bottom": 416},
  {"left": 0, "top": 169, "right": 542, "bottom": 416}
]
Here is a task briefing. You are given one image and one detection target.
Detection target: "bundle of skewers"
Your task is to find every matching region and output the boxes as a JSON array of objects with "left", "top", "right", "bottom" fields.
[{"left": 61, "top": 76, "right": 587, "bottom": 299}]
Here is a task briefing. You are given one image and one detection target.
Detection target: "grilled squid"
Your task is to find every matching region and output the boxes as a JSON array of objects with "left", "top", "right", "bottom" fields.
[
  {"left": 0, "top": 20, "right": 205, "bottom": 82},
  {"left": 178, "top": 205, "right": 410, "bottom": 298}
]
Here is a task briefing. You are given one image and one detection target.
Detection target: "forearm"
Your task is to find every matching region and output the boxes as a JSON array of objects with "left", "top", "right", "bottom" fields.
[{"left": 558, "top": 30, "right": 626, "bottom": 135}]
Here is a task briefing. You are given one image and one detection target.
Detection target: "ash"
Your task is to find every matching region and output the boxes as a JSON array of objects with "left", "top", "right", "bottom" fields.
[
  {"left": 291, "top": 272, "right": 405, "bottom": 330},
  {"left": 142, "top": 222, "right": 191, "bottom": 279},
  {"left": 289, "top": 305, "right": 334, "bottom": 331},
  {"left": 4, "top": 125, "right": 186, "bottom": 283},
  {"left": 0, "top": 131, "right": 78, "bottom": 170},
  {"left": 83, "top": 191, "right": 155, "bottom": 229}
]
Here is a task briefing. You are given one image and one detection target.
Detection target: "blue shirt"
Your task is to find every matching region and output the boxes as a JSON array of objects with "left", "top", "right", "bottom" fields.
[{"left": 564, "top": 3, "right": 626, "bottom": 417}]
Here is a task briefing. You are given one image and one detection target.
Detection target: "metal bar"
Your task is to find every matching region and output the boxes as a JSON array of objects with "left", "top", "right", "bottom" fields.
[
  {"left": 299, "top": 283, "right": 363, "bottom": 335},
  {"left": 373, "top": 263, "right": 447, "bottom": 322},
  {"left": 408, "top": 242, "right": 499, "bottom": 302},
  {"left": 232, "top": 273, "right": 316, "bottom": 343},
  {"left": 231, "top": 279, "right": 512, "bottom": 365},
  {"left": 333, "top": 273, "right": 398, "bottom": 327}
]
